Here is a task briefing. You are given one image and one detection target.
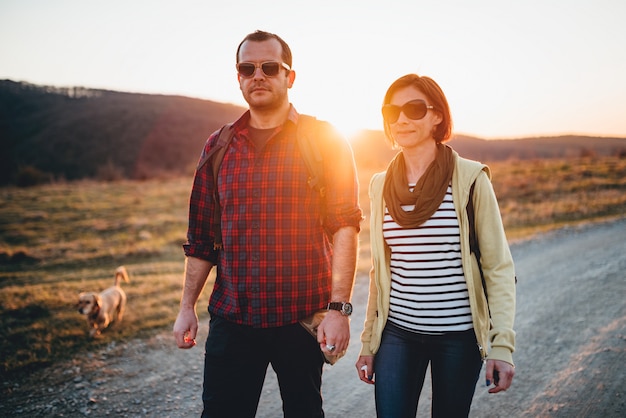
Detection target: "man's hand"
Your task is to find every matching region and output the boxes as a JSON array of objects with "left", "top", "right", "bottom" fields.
[
  {"left": 485, "top": 359, "right": 515, "bottom": 393},
  {"left": 173, "top": 257, "right": 213, "bottom": 349},
  {"left": 173, "top": 307, "right": 199, "bottom": 349},
  {"left": 316, "top": 310, "right": 350, "bottom": 355}
]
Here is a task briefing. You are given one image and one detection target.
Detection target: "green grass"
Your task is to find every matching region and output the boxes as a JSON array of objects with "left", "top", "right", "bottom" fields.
[{"left": 1, "top": 156, "right": 625, "bottom": 380}]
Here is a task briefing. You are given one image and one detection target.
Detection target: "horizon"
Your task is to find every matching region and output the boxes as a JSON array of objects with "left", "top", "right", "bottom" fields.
[
  {"left": 1, "top": 0, "right": 625, "bottom": 139},
  {"left": 5, "top": 77, "right": 626, "bottom": 143}
]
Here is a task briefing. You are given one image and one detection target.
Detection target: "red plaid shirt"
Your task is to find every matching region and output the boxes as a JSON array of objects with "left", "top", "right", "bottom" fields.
[{"left": 184, "top": 106, "right": 362, "bottom": 328}]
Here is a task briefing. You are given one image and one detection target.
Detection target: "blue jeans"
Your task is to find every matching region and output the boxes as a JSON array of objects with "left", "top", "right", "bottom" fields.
[
  {"left": 202, "top": 315, "right": 325, "bottom": 418},
  {"left": 374, "top": 322, "right": 483, "bottom": 418}
]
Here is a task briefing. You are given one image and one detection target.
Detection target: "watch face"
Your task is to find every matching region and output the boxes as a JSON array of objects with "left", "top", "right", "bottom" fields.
[{"left": 342, "top": 303, "right": 353, "bottom": 316}]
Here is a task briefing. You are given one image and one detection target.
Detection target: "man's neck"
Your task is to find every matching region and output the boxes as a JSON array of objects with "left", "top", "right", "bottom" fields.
[{"left": 249, "top": 102, "right": 291, "bottom": 129}]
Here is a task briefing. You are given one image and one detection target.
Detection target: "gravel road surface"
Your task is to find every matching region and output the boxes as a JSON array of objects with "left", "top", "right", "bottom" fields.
[{"left": 2, "top": 218, "right": 625, "bottom": 417}]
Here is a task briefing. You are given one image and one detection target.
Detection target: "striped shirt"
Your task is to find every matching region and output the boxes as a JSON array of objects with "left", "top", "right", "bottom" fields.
[{"left": 383, "top": 184, "right": 473, "bottom": 334}]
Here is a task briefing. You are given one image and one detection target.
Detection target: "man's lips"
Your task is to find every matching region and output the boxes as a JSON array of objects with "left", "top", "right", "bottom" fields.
[{"left": 250, "top": 85, "right": 269, "bottom": 93}]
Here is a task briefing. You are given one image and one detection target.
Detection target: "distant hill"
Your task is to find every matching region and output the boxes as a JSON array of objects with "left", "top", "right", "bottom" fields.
[
  {"left": 0, "top": 80, "right": 244, "bottom": 185},
  {"left": 351, "top": 130, "right": 626, "bottom": 171},
  {"left": 2, "top": 80, "right": 625, "bottom": 185}
]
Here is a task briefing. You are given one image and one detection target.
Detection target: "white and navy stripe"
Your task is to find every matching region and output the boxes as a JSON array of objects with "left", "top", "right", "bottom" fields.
[{"left": 383, "top": 184, "right": 473, "bottom": 334}]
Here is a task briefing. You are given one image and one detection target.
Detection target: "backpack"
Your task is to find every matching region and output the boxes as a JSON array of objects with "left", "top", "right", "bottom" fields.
[
  {"left": 197, "top": 114, "right": 326, "bottom": 197},
  {"left": 197, "top": 115, "right": 328, "bottom": 249}
]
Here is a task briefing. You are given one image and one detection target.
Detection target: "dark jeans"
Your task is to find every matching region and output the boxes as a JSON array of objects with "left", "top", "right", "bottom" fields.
[
  {"left": 202, "top": 315, "right": 325, "bottom": 418},
  {"left": 374, "top": 322, "right": 483, "bottom": 418}
]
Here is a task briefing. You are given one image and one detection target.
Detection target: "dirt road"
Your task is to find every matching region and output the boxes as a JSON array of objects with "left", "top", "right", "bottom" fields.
[{"left": 2, "top": 218, "right": 625, "bottom": 417}]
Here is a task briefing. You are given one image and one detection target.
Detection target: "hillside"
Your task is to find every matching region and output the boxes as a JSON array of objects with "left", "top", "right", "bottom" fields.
[
  {"left": 0, "top": 80, "right": 244, "bottom": 185},
  {"left": 351, "top": 130, "right": 626, "bottom": 171},
  {"left": 2, "top": 80, "right": 625, "bottom": 185}
]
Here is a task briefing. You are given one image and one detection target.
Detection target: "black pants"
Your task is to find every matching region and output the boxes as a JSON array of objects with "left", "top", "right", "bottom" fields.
[{"left": 202, "top": 315, "right": 325, "bottom": 418}]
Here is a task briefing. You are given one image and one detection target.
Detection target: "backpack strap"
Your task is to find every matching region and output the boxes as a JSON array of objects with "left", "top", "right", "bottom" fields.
[
  {"left": 196, "top": 123, "right": 234, "bottom": 250},
  {"left": 466, "top": 180, "right": 487, "bottom": 302},
  {"left": 467, "top": 181, "right": 480, "bottom": 264},
  {"left": 196, "top": 123, "right": 234, "bottom": 172},
  {"left": 467, "top": 178, "right": 517, "bottom": 298},
  {"left": 296, "top": 115, "right": 328, "bottom": 228},
  {"left": 296, "top": 114, "right": 326, "bottom": 198}
]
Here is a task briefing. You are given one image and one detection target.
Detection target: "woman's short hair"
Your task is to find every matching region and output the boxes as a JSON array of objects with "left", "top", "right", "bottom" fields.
[{"left": 382, "top": 74, "right": 453, "bottom": 146}]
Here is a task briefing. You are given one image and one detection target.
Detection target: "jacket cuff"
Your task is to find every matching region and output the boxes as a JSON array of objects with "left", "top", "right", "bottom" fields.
[
  {"left": 359, "top": 343, "right": 374, "bottom": 357},
  {"left": 487, "top": 346, "right": 514, "bottom": 366}
]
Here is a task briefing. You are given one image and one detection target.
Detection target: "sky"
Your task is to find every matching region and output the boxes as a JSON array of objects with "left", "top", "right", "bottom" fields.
[{"left": 1, "top": 0, "right": 625, "bottom": 139}]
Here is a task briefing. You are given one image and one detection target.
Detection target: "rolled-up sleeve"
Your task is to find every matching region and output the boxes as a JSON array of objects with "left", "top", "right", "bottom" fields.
[
  {"left": 183, "top": 133, "right": 220, "bottom": 264},
  {"left": 320, "top": 123, "right": 363, "bottom": 235}
]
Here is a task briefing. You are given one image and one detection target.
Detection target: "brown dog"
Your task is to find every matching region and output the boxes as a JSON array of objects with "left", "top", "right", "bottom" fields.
[{"left": 77, "top": 266, "right": 130, "bottom": 337}]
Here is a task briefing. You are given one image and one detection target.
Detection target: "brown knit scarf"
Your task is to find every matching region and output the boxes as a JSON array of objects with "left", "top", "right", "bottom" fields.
[{"left": 383, "top": 144, "right": 454, "bottom": 228}]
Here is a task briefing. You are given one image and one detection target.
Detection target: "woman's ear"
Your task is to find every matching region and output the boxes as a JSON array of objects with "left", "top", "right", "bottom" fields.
[{"left": 432, "top": 111, "right": 443, "bottom": 125}]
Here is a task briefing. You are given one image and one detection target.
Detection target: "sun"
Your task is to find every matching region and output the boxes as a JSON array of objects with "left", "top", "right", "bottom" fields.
[
  {"left": 333, "top": 121, "right": 364, "bottom": 143},
  {"left": 291, "top": 86, "right": 380, "bottom": 142},
  {"left": 315, "top": 110, "right": 376, "bottom": 143}
]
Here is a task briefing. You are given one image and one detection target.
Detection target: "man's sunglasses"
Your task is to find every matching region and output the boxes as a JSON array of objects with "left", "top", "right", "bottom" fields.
[
  {"left": 382, "top": 99, "right": 434, "bottom": 123},
  {"left": 236, "top": 61, "right": 291, "bottom": 78}
]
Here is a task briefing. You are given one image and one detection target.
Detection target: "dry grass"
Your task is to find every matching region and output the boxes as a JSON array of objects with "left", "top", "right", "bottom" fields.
[
  {"left": 489, "top": 157, "right": 626, "bottom": 240},
  {"left": 0, "top": 178, "right": 213, "bottom": 379},
  {"left": 1, "top": 156, "right": 625, "bottom": 379}
]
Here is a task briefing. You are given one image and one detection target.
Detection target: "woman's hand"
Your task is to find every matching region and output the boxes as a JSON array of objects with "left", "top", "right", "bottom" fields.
[
  {"left": 355, "top": 355, "right": 375, "bottom": 384},
  {"left": 485, "top": 359, "right": 515, "bottom": 393}
]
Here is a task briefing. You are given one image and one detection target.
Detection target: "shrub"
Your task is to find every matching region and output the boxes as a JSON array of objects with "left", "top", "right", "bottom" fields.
[{"left": 15, "top": 166, "right": 51, "bottom": 187}]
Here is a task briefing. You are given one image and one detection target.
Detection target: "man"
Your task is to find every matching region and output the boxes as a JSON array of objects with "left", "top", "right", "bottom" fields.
[{"left": 173, "top": 30, "right": 362, "bottom": 418}]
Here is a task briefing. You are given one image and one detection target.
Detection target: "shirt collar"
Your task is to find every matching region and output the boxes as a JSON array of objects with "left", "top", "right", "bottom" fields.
[{"left": 232, "top": 104, "right": 300, "bottom": 133}]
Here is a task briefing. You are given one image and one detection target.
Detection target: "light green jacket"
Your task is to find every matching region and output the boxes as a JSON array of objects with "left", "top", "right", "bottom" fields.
[{"left": 359, "top": 149, "right": 516, "bottom": 365}]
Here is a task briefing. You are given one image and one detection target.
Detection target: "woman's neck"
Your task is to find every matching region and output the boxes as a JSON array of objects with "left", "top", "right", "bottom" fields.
[{"left": 401, "top": 142, "right": 437, "bottom": 184}]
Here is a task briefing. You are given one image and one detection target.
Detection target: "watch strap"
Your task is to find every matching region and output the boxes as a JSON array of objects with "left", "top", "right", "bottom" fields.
[
  {"left": 327, "top": 302, "right": 344, "bottom": 311},
  {"left": 327, "top": 301, "right": 352, "bottom": 316}
]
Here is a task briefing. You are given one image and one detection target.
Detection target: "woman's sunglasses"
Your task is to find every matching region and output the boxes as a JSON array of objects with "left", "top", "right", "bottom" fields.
[
  {"left": 382, "top": 99, "right": 434, "bottom": 123},
  {"left": 236, "top": 61, "right": 291, "bottom": 78}
]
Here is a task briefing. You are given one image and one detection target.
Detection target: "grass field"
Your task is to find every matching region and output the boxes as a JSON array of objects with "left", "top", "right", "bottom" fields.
[{"left": 1, "top": 156, "right": 625, "bottom": 379}]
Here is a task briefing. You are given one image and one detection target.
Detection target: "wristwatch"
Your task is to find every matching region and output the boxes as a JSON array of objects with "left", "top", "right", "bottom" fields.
[{"left": 327, "top": 302, "right": 353, "bottom": 316}]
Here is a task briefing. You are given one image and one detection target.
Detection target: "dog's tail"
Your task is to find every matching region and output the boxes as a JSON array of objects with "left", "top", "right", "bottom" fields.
[{"left": 114, "top": 266, "right": 130, "bottom": 286}]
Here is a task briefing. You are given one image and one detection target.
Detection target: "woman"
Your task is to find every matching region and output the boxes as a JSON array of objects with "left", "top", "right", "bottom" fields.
[{"left": 355, "top": 74, "right": 516, "bottom": 417}]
